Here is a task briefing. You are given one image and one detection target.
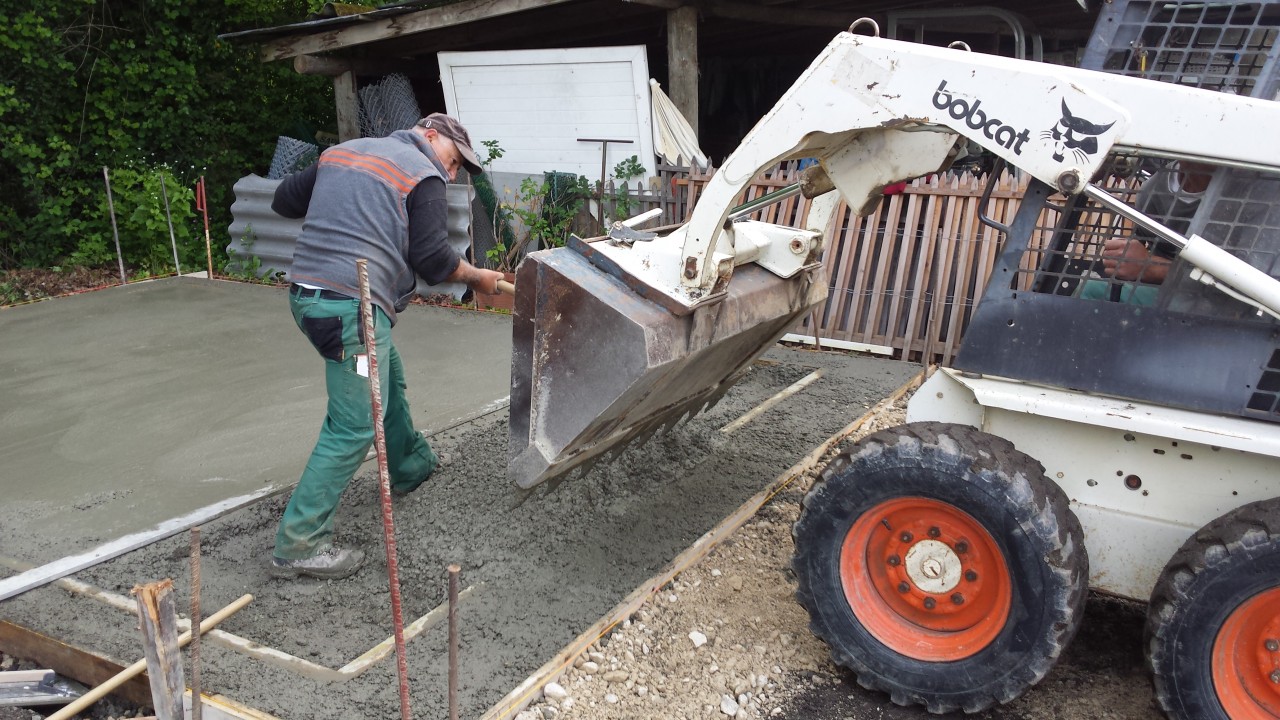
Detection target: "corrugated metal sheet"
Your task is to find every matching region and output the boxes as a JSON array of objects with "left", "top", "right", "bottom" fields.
[{"left": 226, "top": 173, "right": 473, "bottom": 300}]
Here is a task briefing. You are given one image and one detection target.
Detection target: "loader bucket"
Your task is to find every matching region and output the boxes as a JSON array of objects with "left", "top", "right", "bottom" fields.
[{"left": 508, "top": 243, "right": 827, "bottom": 489}]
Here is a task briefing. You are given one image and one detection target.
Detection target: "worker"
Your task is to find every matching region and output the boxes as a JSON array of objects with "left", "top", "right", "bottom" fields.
[
  {"left": 267, "top": 113, "right": 503, "bottom": 579},
  {"left": 1081, "top": 160, "right": 1211, "bottom": 304}
]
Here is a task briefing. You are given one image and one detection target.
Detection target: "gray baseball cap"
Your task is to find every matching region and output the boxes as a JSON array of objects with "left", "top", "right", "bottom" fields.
[{"left": 418, "top": 113, "right": 483, "bottom": 175}]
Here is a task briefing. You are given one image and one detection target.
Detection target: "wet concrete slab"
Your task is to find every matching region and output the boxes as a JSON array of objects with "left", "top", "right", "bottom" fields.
[{"left": 0, "top": 276, "right": 512, "bottom": 574}]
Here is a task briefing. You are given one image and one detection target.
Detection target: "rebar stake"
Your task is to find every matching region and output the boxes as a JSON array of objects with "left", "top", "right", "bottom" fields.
[
  {"left": 448, "top": 564, "right": 461, "bottom": 720},
  {"left": 357, "top": 258, "right": 412, "bottom": 720},
  {"left": 160, "top": 174, "right": 181, "bottom": 275},
  {"left": 102, "top": 167, "right": 126, "bottom": 286},
  {"left": 190, "top": 526, "right": 203, "bottom": 720}
]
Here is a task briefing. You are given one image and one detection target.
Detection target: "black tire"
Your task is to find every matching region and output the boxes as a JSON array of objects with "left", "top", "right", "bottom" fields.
[
  {"left": 1146, "top": 497, "right": 1280, "bottom": 720},
  {"left": 792, "top": 421, "right": 1088, "bottom": 714}
]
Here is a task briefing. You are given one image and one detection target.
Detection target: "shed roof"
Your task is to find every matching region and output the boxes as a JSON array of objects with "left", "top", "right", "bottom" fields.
[{"left": 220, "top": 0, "right": 1098, "bottom": 63}]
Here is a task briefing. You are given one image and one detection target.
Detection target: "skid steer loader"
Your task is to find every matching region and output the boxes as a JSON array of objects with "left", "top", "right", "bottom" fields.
[{"left": 507, "top": 1, "right": 1280, "bottom": 717}]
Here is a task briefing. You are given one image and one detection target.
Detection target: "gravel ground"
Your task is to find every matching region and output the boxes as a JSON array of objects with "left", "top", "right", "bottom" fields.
[{"left": 514, "top": 398, "right": 1167, "bottom": 720}]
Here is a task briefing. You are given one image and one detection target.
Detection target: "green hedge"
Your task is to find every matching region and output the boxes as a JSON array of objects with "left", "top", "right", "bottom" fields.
[{"left": 0, "top": 0, "right": 332, "bottom": 272}]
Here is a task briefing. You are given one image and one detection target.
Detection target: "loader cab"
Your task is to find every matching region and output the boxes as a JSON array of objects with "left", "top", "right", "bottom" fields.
[{"left": 955, "top": 0, "right": 1280, "bottom": 424}]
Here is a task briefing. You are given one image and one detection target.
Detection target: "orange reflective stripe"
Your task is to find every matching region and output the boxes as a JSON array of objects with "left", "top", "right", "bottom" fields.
[{"left": 322, "top": 148, "right": 416, "bottom": 193}]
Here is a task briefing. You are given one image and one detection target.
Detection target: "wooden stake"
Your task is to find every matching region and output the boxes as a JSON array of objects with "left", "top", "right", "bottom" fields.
[{"left": 134, "top": 580, "right": 186, "bottom": 720}]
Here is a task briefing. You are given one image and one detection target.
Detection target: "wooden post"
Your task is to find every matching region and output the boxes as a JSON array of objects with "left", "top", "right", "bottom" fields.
[
  {"left": 334, "top": 69, "right": 360, "bottom": 142},
  {"left": 667, "top": 6, "right": 699, "bottom": 136},
  {"left": 134, "top": 580, "right": 185, "bottom": 720}
]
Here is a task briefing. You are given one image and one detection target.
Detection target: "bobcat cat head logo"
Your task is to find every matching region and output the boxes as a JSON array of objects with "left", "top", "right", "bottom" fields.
[{"left": 1043, "top": 100, "right": 1116, "bottom": 163}]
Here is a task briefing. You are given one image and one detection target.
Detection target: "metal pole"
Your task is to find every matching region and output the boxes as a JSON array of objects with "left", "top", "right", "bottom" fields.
[
  {"left": 448, "top": 564, "right": 460, "bottom": 720},
  {"left": 160, "top": 174, "right": 182, "bottom": 276},
  {"left": 578, "top": 138, "right": 633, "bottom": 232},
  {"left": 189, "top": 527, "right": 203, "bottom": 720},
  {"left": 357, "top": 259, "right": 412, "bottom": 720},
  {"left": 102, "top": 167, "right": 127, "bottom": 285}
]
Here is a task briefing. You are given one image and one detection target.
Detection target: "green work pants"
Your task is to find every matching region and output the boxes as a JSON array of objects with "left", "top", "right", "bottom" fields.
[{"left": 274, "top": 289, "right": 437, "bottom": 560}]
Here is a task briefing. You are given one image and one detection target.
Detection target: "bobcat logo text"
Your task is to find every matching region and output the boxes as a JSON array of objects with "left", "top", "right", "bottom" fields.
[{"left": 931, "top": 80, "right": 1031, "bottom": 155}]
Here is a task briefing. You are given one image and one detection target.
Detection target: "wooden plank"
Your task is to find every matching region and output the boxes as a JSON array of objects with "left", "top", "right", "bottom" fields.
[
  {"left": 260, "top": 0, "right": 578, "bottom": 62},
  {"left": 0, "top": 621, "right": 153, "bottom": 707},
  {"left": 861, "top": 192, "right": 900, "bottom": 348},
  {"left": 134, "top": 581, "right": 185, "bottom": 720},
  {"left": 333, "top": 70, "right": 359, "bottom": 143}
]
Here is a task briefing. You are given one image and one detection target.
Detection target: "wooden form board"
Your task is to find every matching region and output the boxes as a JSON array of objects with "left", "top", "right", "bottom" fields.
[
  {"left": 0, "top": 621, "right": 153, "bottom": 707},
  {"left": 438, "top": 46, "right": 655, "bottom": 179}
]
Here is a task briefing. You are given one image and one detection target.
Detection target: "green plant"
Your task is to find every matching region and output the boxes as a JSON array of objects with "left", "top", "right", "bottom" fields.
[
  {"left": 606, "top": 155, "right": 647, "bottom": 223},
  {"left": 0, "top": 280, "right": 21, "bottom": 306},
  {"left": 71, "top": 163, "right": 198, "bottom": 274},
  {"left": 508, "top": 173, "right": 590, "bottom": 251},
  {"left": 472, "top": 139, "right": 517, "bottom": 271},
  {"left": 222, "top": 224, "right": 284, "bottom": 284},
  {"left": 0, "top": 0, "right": 332, "bottom": 271}
]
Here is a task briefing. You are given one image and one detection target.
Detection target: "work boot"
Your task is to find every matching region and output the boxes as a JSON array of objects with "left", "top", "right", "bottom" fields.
[
  {"left": 269, "top": 545, "right": 365, "bottom": 580},
  {"left": 392, "top": 451, "right": 451, "bottom": 499}
]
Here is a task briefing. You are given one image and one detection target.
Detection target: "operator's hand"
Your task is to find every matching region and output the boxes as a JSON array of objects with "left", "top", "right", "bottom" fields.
[
  {"left": 471, "top": 268, "right": 504, "bottom": 296},
  {"left": 1101, "top": 238, "right": 1170, "bottom": 283},
  {"left": 446, "top": 258, "right": 504, "bottom": 295}
]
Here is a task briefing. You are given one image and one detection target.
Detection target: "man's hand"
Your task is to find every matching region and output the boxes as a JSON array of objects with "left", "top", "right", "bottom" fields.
[
  {"left": 1101, "top": 238, "right": 1171, "bottom": 283},
  {"left": 446, "top": 258, "right": 505, "bottom": 295}
]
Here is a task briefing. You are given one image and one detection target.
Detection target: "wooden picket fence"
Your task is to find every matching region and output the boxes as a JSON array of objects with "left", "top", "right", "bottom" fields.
[{"left": 598, "top": 161, "right": 1042, "bottom": 365}]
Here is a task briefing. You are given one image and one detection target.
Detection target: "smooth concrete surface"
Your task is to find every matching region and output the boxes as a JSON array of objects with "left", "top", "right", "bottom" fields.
[{"left": 0, "top": 276, "right": 512, "bottom": 570}]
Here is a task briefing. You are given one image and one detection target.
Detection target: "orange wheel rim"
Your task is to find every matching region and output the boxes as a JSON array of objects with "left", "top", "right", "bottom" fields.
[
  {"left": 1212, "top": 586, "right": 1280, "bottom": 719},
  {"left": 839, "top": 496, "right": 1012, "bottom": 661}
]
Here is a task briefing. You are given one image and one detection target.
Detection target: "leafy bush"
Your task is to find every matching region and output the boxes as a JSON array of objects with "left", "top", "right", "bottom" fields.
[{"left": 0, "top": 0, "right": 332, "bottom": 271}]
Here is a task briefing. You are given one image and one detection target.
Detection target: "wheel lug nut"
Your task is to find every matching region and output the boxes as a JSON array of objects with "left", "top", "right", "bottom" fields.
[
  {"left": 898, "top": 581, "right": 911, "bottom": 593},
  {"left": 900, "top": 531, "right": 913, "bottom": 543},
  {"left": 1267, "top": 639, "right": 1279, "bottom": 652},
  {"left": 887, "top": 555, "right": 901, "bottom": 567},
  {"left": 923, "top": 597, "right": 936, "bottom": 610},
  {"left": 1271, "top": 670, "right": 1280, "bottom": 684},
  {"left": 951, "top": 593, "right": 964, "bottom": 605},
  {"left": 954, "top": 541, "right": 969, "bottom": 554},
  {"left": 928, "top": 526, "right": 941, "bottom": 538},
  {"left": 964, "top": 570, "right": 979, "bottom": 582}
]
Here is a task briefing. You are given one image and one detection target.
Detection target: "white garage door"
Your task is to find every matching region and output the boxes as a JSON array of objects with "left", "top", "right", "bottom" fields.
[{"left": 438, "top": 46, "right": 655, "bottom": 181}]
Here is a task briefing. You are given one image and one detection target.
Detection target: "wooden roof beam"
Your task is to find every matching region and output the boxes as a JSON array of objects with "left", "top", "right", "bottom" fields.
[
  {"left": 259, "top": 0, "right": 581, "bottom": 62},
  {"left": 622, "top": 0, "right": 856, "bottom": 27}
]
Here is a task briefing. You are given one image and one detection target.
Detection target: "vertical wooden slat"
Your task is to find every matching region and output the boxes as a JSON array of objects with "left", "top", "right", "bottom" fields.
[
  {"left": 849, "top": 197, "right": 890, "bottom": 340},
  {"left": 860, "top": 192, "right": 901, "bottom": 347},
  {"left": 825, "top": 204, "right": 862, "bottom": 337},
  {"left": 942, "top": 190, "right": 982, "bottom": 365},
  {"left": 901, "top": 185, "right": 944, "bottom": 362},
  {"left": 883, "top": 186, "right": 924, "bottom": 354},
  {"left": 922, "top": 181, "right": 962, "bottom": 364}
]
